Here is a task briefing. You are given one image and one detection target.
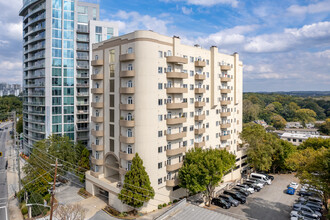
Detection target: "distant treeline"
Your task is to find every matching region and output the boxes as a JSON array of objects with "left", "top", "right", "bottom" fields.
[
  {"left": 255, "top": 91, "right": 330, "bottom": 97},
  {"left": 243, "top": 93, "right": 330, "bottom": 129},
  {"left": 0, "top": 95, "right": 23, "bottom": 121}
]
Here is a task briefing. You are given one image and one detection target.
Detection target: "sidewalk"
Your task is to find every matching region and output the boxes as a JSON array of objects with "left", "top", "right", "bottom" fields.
[{"left": 8, "top": 197, "right": 23, "bottom": 220}]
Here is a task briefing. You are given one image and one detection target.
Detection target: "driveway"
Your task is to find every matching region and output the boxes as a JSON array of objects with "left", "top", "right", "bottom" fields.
[{"left": 210, "top": 174, "right": 299, "bottom": 220}]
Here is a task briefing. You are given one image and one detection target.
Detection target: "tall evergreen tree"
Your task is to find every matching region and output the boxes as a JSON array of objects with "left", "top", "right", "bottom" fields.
[{"left": 118, "top": 153, "right": 155, "bottom": 213}]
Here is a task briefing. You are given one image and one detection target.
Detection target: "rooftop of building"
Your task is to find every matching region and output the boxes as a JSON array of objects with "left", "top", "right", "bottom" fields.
[{"left": 281, "top": 132, "right": 329, "bottom": 139}]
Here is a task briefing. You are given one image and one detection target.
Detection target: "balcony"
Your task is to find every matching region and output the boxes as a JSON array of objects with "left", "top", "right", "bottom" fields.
[
  {"left": 120, "top": 120, "right": 135, "bottom": 127},
  {"left": 91, "top": 102, "right": 103, "bottom": 108},
  {"left": 220, "top": 65, "right": 231, "bottom": 71},
  {"left": 220, "top": 76, "right": 231, "bottom": 82},
  {"left": 120, "top": 53, "right": 135, "bottom": 61},
  {"left": 166, "top": 56, "right": 188, "bottom": 64},
  {"left": 166, "top": 178, "right": 179, "bottom": 187},
  {"left": 119, "top": 151, "right": 135, "bottom": 161},
  {"left": 220, "top": 135, "right": 231, "bottom": 141},
  {"left": 220, "top": 112, "right": 231, "bottom": 117},
  {"left": 195, "top": 74, "right": 206, "bottom": 80},
  {"left": 166, "top": 87, "right": 188, "bottom": 94},
  {"left": 77, "top": 110, "right": 89, "bottom": 114},
  {"left": 194, "top": 88, "right": 206, "bottom": 94},
  {"left": 194, "top": 60, "right": 206, "bottom": 67},
  {"left": 166, "top": 162, "right": 183, "bottom": 172},
  {"left": 120, "top": 70, "right": 135, "bottom": 77},
  {"left": 166, "top": 117, "right": 186, "bottom": 125},
  {"left": 195, "top": 114, "right": 205, "bottom": 121},
  {"left": 221, "top": 89, "right": 231, "bottom": 93},
  {"left": 76, "top": 83, "right": 89, "bottom": 88},
  {"left": 166, "top": 72, "right": 188, "bottom": 79},
  {"left": 92, "top": 144, "right": 104, "bottom": 151},
  {"left": 91, "top": 129, "right": 103, "bottom": 137},
  {"left": 91, "top": 156, "right": 103, "bottom": 166},
  {"left": 166, "top": 102, "right": 188, "bottom": 110},
  {"left": 120, "top": 87, "right": 135, "bottom": 94},
  {"left": 166, "top": 132, "right": 186, "bottom": 141},
  {"left": 77, "top": 118, "right": 89, "bottom": 123},
  {"left": 120, "top": 104, "right": 135, "bottom": 111},
  {"left": 91, "top": 116, "right": 103, "bottom": 123},
  {"left": 221, "top": 123, "right": 231, "bottom": 129},
  {"left": 120, "top": 136, "right": 135, "bottom": 144},
  {"left": 91, "top": 73, "right": 104, "bottom": 80},
  {"left": 91, "top": 88, "right": 103, "bottom": 94},
  {"left": 195, "top": 101, "right": 205, "bottom": 107},
  {"left": 91, "top": 60, "right": 103, "bottom": 66},
  {"left": 194, "top": 128, "right": 205, "bottom": 135},
  {"left": 220, "top": 100, "right": 231, "bottom": 105},
  {"left": 166, "top": 146, "right": 186, "bottom": 157},
  {"left": 194, "top": 141, "right": 205, "bottom": 148},
  {"left": 77, "top": 92, "right": 89, "bottom": 97}
]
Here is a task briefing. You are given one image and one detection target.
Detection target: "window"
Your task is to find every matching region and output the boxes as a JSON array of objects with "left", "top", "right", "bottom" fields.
[
  {"left": 190, "top": 126, "right": 194, "bottom": 131},
  {"left": 158, "top": 83, "right": 162, "bottom": 90},
  {"left": 127, "top": 129, "right": 132, "bottom": 137},
  {"left": 158, "top": 146, "right": 162, "bottom": 153},
  {"left": 158, "top": 178, "right": 162, "bottom": 185},
  {"left": 158, "top": 131, "right": 162, "bottom": 137},
  {"left": 158, "top": 51, "right": 163, "bottom": 58},
  {"left": 127, "top": 97, "right": 133, "bottom": 104},
  {"left": 190, "top": 98, "right": 194, "bottom": 104},
  {"left": 92, "top": 7, "right": 97, "bottom": 20},
  {"left": 158, "top": 99, "right": 163, "bottom": 106},
  {"left": 127, "top": 64, "right": 133, "bottom": 71},
  {"left": 190, "top": 70, "right": 194, "bottom": 76},
  {"left": 206, "top": 110, "right": 209, "bottom": 116},
  {"left": 190, "top": 56, "right": 194, "bottom": 62},
  {"left": 127, "top": 145, "right": 133, "bottom": 154},
  {"left": 190, "top": 112, "right": 194, "bottom": 117},
  {"left": 206, "top": 85, "right": 209, "bottom": 90},
  {"left": 127, "top": 80, "right": 133, "bottom": 88},
  {"left": 158, "top": 115, "right": 162, "bottom": 121},
  {"left": 107, "top": 28, "right": 113, "bottom": 39},
  {"left": 127, "top": 47, "right": 133, "bottom": 54},
  {"left": 206, "top": 135, "right": 209, "bottom": 141},
  {"left": 158, "top": 67, "right": 162, "bottom": 74},
  {"left": 206, "top": 123, "right": 209, "bottom": 128},
  {"left": 95, "top": 26, "right": 102, "bottom": 33},
  {"left": 190, "top": 84, "right": 194, "bottom": 90},
  {"left": 206, "top": 59, "right": 209, "bottom": 65},
  {"left": 190, "top": 139, "right": 194, "bottom": 145},
  {"left": 158, "top": 162, "right": 162, "bottom": 169}
]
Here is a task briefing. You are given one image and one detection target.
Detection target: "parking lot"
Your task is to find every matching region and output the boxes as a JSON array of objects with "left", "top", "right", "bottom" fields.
[{"left": 209, "top": 174, "right": 300, "bottom": 220}]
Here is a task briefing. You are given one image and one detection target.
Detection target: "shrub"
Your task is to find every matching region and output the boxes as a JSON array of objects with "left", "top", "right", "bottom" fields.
[
  {"left": 168, "top": 202, "right": 172, "bottom": 205},
  {"left": 118, "top": 213, "right": 124, "bottom": 217},
  {"left": 44, "top": 194, "right": 51, "bottom": 204},
  {"left": 158, "top": 204, "right": 163, "bottom": 209},
  {"left": 28, "top": 192, "right": 45, "bottom": 217},
  {"left": 173, "top": 199, "right": 178, "bottom": 203},
  {"left": 162, "top": 203, "right": 167, "bottom": 207},
  {"left": 21, "top": 206, "right": 28, "bottom": 215}
]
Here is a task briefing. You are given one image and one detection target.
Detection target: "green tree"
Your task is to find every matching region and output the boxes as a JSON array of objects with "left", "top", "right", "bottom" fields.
[
  {"left": 286, "top": 147, "right": 330, "bottom": 209},
  {"left": 317, "top": 118, "right": 330, "bottom": 135},
  {"left": 271, "top": 102, "right": 283, "bottom": 114},
  {"left": 295, "top": 109, "right": 316, "bottom": 127},
  {"left": 243, "top": 99, "right": 260, "bottom": 123},
  {"left": 28, "top": 192, "right": 47, "bottom": 217},
  {"left": 118, "top": 153, "right": 154, "bottom": 213},
  {"left": 16, "top": 116, "right": 23, "bottom": 134},
  {"left": 271, "top": 114, "right": 287, "bottom": 130},
  {"left": 270, "top": 140, "right": 296, "bottom": 173},
  {"left": 77, "top": 148, "right": 90, "bottom": 183},
  {"left": 179, "top": 148, "right": 235, "bottom": 206},
  {"left": 298, "top": 137, "right": 330, "bottom": 150},
  {"left": 241, "top": 124, "right": 274, "bottom": 171}
]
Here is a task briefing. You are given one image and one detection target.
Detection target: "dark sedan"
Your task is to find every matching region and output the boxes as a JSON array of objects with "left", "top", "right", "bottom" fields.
[{"left": 211, "top": 198, "right": 231, "bottom": 209}]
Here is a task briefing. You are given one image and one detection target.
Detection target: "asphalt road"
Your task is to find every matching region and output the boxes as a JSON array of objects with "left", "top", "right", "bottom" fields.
[
  {"left": 0, "top": 123, "right": 10, "bottom": 220},
  {"left": 210, "top": 174, "right": 299, "bottom": 220}
]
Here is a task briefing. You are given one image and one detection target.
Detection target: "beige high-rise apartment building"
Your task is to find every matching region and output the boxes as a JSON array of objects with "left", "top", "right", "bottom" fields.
[{"left": 85, "top": 30, "right": 246, "bottom": 212}]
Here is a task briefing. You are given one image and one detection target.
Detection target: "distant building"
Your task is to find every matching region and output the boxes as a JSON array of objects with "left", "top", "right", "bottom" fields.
[
  {"left": 280, "top": 132, "right": 329, "bottom": 146},
  {"left": 254, "top": 120, "right": 267, "bottom": 127},
  {"left": 0, "top": 83, "right": 22, "bottom": 97},
  {"left": 286, "top": 122, "right": 303, "bottom": 129},
  {"left": 284, "top": 128, "right": 319, "bottom": 135}
]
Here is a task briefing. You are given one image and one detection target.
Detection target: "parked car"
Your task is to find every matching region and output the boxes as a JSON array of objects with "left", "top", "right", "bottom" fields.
[
  {"left": 232, "top": 187, "right": 250, "bottom": 197},
  {"left": 293, "top": 203, "right": 321, "bottom": 218},
  {"left": 297, "top": 201, "right": 322, "bottom": 212},
  {"left": 249, "top": 177, "right": 268, "bottom": 186},
  {"left": 299, "top": 189, "right": 322, "bottom": 199},
  {"left": 287, "top": 187, "right": 296, "bottom": 195},
  {"left": 245, "top": 179, "right": 264, "bottom": 188},
  {"left": 5, "top": 127, "right": 8, "bottom": 129},
  {"left": 223, "top": 190, "right": 246, "bottom": 204},
  {"left": 291, "top": 210, "right": 320, "bottom": 220},
  {"left": 298, "top": 196, "right": 322, "bottom": 206},
  {"left": 219, "top": 194, "right": 239, "bottom": 207},
  {"left": 258, "top": 172, "right": 275, "bottom": 181},
  {"left": 299, "top": 190, "right": 314, "bottom": 197},
  {"left": 250, "top": 173, "right": 272, "bottom": 185},
  {"left": 243, "top": 182, "right": 261, "bottom": 192},
  {"left": 211, "top": 198, "right": 231, "bottom": 209},
  {"left": 290, "top": 182, "right": 299, "bottom": 190},
  {"left": 236, "top": 184, "right": 254, "bottom": 194}
]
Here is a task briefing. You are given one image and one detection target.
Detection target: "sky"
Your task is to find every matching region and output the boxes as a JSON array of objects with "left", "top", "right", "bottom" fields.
[{"left": 0, "top": 0, "right": 330, "bottom": 92}]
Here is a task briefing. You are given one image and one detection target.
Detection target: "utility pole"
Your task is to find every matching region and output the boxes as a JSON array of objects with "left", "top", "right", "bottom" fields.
[
  {"left": 13, "top": 111, "right": 21, "bottom": 192},
  {"left": 49, "top": 158, "right": 58, "bottom": 220}
]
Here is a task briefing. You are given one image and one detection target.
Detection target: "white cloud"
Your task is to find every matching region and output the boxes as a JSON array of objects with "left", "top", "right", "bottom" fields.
[
  {"left": 244, "top": 21, "right": 330, "bottom": 53},
  {"left": 287, "top": 0, "right": 330, "bottom": 15},
  {"left": 110, "top": 10, "right": 170, "bottom": 35},
  {"left": 162, "top": 0, "right": 238, "bottom": 7},
  {"left": 182, "top": 6, "right": 193, "bottom": 15},
  {"left": 0, "top": 60, "right": 22, "bottom": 83}
]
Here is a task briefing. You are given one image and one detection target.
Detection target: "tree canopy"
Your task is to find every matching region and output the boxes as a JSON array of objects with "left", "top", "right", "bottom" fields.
[
  {"left": 0, "top": 95, "right": 22, "bottom": 121},
  {"left": 118, "top": 153, "right": 155, "bottom": 211},
  {"left": 179, "top": 148, "right": 235, "bottom": 206}
]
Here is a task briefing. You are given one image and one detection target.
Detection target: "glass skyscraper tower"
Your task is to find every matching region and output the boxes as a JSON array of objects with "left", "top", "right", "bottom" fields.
[{"left": 19, "top": 0, "right": 118, "bottom": 153}]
